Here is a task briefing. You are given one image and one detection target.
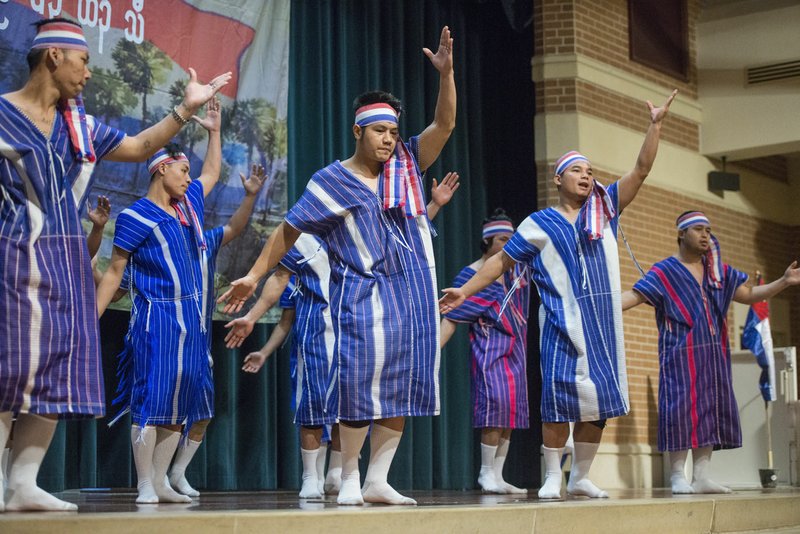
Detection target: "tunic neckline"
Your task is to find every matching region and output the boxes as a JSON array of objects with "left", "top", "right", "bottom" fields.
[{"left": 0, "top": 96, "right": 56, "bottom": 140}]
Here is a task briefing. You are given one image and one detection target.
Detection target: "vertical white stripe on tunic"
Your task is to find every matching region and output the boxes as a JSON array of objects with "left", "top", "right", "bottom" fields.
[
  {"left": 600, "top": 222, "right": 629, "bottom": 409},
  {"left": 154, "top": 226, "right": 186, "bottom": 423},
  {"left": 517, "top": 217, "right": 600, "bottom": 420}
]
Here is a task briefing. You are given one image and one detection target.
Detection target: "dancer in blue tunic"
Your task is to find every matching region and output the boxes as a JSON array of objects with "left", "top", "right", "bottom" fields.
[
  {"left": 440, "top": 90, "right": 678, "bottom": 500},
  {"left": 622, "top": 211, "right": 800, "bottom": 494},
  {"left": 220, "top": 26, "right": 457, "bottom": 505},
  {"left": 440, "top": 209, "right": 530, "bottom": 494},
  {"left": 0, "top": 17, "right": 230, "bottom": 512},
  {"left": 96, "top": 101, "right": 226, "bottom": 504}
]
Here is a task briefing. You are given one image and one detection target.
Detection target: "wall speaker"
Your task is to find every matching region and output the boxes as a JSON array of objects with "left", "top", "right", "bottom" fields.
[{"left": 708, "top": 171, "right": 740, "bottom": 191}]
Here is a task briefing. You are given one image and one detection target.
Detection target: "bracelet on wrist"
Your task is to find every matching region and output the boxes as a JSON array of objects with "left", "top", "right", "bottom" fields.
[{"left": 170, "top": 105, "right": 191, "bottom": 126}]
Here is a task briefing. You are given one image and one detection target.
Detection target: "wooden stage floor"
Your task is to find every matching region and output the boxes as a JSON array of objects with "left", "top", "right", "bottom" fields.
[{"left": 2, "top": 487, "right": 800, "bottom": 533}]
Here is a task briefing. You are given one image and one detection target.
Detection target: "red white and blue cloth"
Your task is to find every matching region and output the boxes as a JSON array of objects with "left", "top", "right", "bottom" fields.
[
  {"left": 741, "top": 274, "right": 777, "bottom": 402},
  {"left": 676, "top": 211, "right": 722, "bottom": 289},
  {"left": 355, "top": 103, "right": 426, "bottom": 218},
  {"left": 31, "top": 20, "right": 88, "bottom": 52},
  {"left": 482, "top": 220, "right": 514, "bottom": 240}
]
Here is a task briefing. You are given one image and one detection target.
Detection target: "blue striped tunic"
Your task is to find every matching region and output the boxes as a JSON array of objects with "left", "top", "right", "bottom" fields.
[
  {"left": 445, "top": 264, "right": 530, "bottom": 429},
  {"left": 279, "top": 234, "right": 336, "bottom": 426},
  {"left": 112, "top": 180, "right": 214, "bottom": 428},
  {"left": 285, "top": 138, "right": 440, "bottom": 421},
  {"left": 503, "top": 182, "right": 629, "bottom": 422},
  {"left": 633, "top": 257, "right": 747, "bottom": 452},
  {"left": 0, "top": 97, "right": 124, "bottom": 417}
]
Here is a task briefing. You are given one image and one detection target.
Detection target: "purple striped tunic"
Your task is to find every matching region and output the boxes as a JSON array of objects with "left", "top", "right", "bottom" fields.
[
  {"left": 445, "top": 264, "right": 530, "bottom": 429},
  {"left": 0, "top": 97, "right": 124, "bottom": 417},
  {"left": 633, "top": 257, "right": 747, "bottom": 452}
]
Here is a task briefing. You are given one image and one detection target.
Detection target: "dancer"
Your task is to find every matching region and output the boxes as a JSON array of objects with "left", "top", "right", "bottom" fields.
[
  {"left": 440, "top": 209, "right": 530, "bottom": 494},
  {"left": 226, "top": 172, "right": 459, "bottom": 498},
  {"left": 0, "top": 17, "right": 230, "bottom": 512},
  {"left": 219, "top": 26, "right": 457, "bottom": 505},
  {"left": 622, "top": 211, "right": 800, "bottom": 494},
  {"left": 440, "top": 90, "right": 678, "bottom": 499},
  {"left": 95, "top": 100, "right": 226, "bottom": 504}
]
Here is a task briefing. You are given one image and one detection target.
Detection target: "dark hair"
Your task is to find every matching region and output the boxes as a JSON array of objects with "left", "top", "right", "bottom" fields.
[
  {"left": 675, "top": 210, "right": 698, "bottom": 245},
  {"left": 352, "top": 90, "right": 403, "bottom": 115},
  {"left": 149, "top": 143, "right": 186, "bottom": 179},
  {"left": 480, "top": 208, "right": 513, "bottom": 253},
  {"left": 26, "top": 18, "right": 84, "bottom": 72}
]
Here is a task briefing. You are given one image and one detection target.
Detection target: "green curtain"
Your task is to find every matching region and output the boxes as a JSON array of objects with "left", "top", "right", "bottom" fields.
[{"left": 40, "top": 0, "right": 539, "bottom": 493}]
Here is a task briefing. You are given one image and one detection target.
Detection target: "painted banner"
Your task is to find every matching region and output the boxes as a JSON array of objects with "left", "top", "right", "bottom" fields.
[{"left": 0, "top": 0, "right": 289, "bottom": 319}]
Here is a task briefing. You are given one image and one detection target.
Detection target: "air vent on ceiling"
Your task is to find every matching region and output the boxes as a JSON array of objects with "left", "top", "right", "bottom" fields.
[{"left": 746, "top": 59, "right": 800, "bottom": 85}]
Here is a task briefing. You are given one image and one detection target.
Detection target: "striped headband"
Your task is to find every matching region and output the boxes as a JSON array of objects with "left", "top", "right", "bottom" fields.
[
  {"left": 676, "top": 211, "right": 711, "bottom": 230},
  {"left": 554, "top": 150, "right": 590, "bottom": 176},
  {"left": 31, "top": 21, "right": 88, "bottom": 52},
  {"left": 482, "top": 220, "right": 514, "bottom": 240},
  {"left": 147, "top": 149, "right": 189, "bottom": 175},
  {"left": 355, "top": 103, "right": 399, "bottom": 127}
]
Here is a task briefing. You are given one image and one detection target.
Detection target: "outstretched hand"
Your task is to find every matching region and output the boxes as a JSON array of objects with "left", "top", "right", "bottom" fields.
[
  {"left": 240, "top": 164, "right": 269, "bottom": 197},
  {"left": 423, "top": 26, "right": 454, "bottom": 75},
  {"left": 224, "top": 316, "right": 256, "bottom": 348},
  {"left": 439, "top": 287, "right": 466, "bottom": 315},
  {"left": 182, "top": 68, "right": 232, "bottom": 111},
  {"left": 242, "top": 351, "right": 268, "bottom": 373},
  {"left": 647, "top": 89, "right": 678, "bottom": 124},
  {"left": 217, "top": 275, "right": 258, "bottom": 314},
  {"left": 783, "top": 261, "right": 800, "bottom": 286},
  {"left": 431, "top": 172, "right": 460, "bottom": 208},
  {"left": 192, "top": 97, "right": 221, "bottom": 132},
  {"left": 87, "top": 195, "right": 111, "bottom": 227}
]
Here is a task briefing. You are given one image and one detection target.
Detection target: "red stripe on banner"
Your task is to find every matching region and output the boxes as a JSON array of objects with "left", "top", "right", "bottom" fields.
[{"left": 20, "top": 0, "right": 253, "bottom": 98}]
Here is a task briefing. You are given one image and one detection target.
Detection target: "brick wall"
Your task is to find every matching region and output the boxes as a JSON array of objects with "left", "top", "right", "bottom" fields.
[{"left": 533, "top": 0, "right": 799, "bottom": 447}]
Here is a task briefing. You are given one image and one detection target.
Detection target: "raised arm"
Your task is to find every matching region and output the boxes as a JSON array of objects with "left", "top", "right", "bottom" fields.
[
  {"left": 96, "top": 247, "right": 130, "bottom": 317},
  {"left": 192, "top": 98, "right": 222, "bottom": 196},
  {"left": 617, "top": 89, "right": 678, "bottom": 212},
  {"left": 221, "top": 164, "right": 268, "bottom": 246},
  {"left": 417, "top": 26, "right": 456, "bottom": 171},
  {"left": 242, "top": 308, "right": 296, "bottom": 374},
  {"left": 621, "top": 289, "right": 646, "bottom": 311},
  {"left": 439, "top": 250, "right": 516, "bottom": 313},
  {"left": 426, "top": 172, "right": 460, "bottom": 220},
  {"left": 224, "top": 265, "right": 292, "bottom": 348},
  {"left": 734, "top": 262, "right": 800, "bottom": 305},
  {"left": 107, "top": 69, "right": 232, "bottom": 162},
  {"left": 217, "top": 221, "right": 301, "bottom": 313},
  {"left": 86, "top": 195, "right": 110, "bottom": 258}
]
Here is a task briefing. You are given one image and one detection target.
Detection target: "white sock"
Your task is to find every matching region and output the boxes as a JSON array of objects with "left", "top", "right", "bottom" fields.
[
  {"left": 0, "top": 412, "right": 11, "bottom": 512},
  {"left": 478, "top": 442, "right": 501, "bottom": 493},
  {"left": 494, "top": 437, "right": 526, "bottom": 494},
  {"left": 362, "top": 425, "right": 415, "bottom": 505},
  {"left": 324, "top": 450, "right": 342, "bottom": 494},
  {"left": 538, "top": 446, "right": 564, "bottom": 499},
  {"left": 299, "top": 447, "right": 322, "bottom": 498},
  {"left": 691, "top": 447, "right": 731, "bottom": 494},
  {"left": 132, "top": 425, "right": 158, "bottom": 504},
  {"left": 316, "top": 444, "right": 327, "bottom": 495},
  {"left": 566, "top": 441, "right": 608, "bottom": 498},
  {"left": 169, "top": 438, "right": 201, "bottom": 497},
  {"left": 669, "top": 449, "right": 694, "bottom": 494},
  {"left": 337, "top": 424, "right": 368, "bottom": 505},
  {"left": 5, "top": 414, "right": 77, "bottom": 511},
  {"left": 152, "top": 428, "right": 192, "bottom": 503}
]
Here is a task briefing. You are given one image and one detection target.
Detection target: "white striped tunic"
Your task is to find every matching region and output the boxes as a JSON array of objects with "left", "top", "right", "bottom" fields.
[
  {"left": 279, "top": 234, "right": 336, "bottom": 426},
  {"left": 503, "top": 183, "right": 629, "bottom": 422},
  {"left": 111, "top": 180, "right": 214, "bottom": 428},
  {"left": 284, "top": 139, "right": 440, "bottom": 421},
  {"left": 0, "top": 97, "right": 124, "bottom": 417}
]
